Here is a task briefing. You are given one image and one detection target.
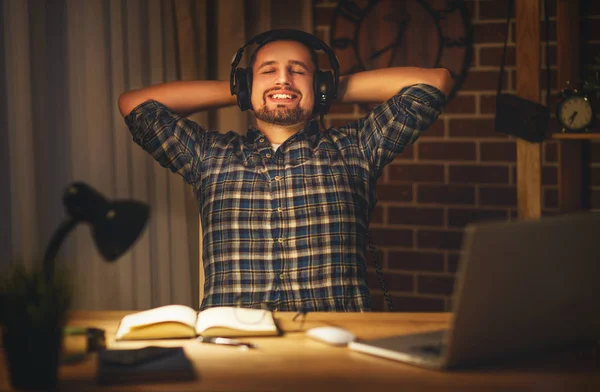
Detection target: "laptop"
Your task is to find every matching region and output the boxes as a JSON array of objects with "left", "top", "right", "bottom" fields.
[{"left": 348, "top": 212, "right": 600, "bottom": 370}]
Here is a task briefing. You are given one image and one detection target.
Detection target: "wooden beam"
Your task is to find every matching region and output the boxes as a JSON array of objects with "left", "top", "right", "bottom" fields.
[
  {"left": 556, "top": 0, "right": 584, "bottom": 213},
  {"left": 516, "top": 0, "right": 542, "bottom": 219}
]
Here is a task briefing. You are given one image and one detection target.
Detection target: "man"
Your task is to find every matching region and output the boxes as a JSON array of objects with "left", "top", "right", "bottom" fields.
[{"left": 119, "top": 29, "right": 451, "bottom": 312}]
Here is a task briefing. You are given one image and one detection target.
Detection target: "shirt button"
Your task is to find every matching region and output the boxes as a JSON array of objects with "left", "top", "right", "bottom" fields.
[
  {"left": 278, "top": 238, "right": 284, "bottom": 243},
  {"left": 259, "top": 138, "right": 265, "bottom": 143},
  {"left": 266, "top": 153, "right": 272, "bottom": 158},
  {"left": 274, "top": 176, "right": 282, "bottom": 181},
  {"left": 277, "top": 207, "right": 283, "bottom": 212},
  {"left": 279, "top": 273, "right": 287, "bottom": 280}
]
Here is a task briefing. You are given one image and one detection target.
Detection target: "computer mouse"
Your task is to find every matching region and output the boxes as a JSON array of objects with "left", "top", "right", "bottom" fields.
[{"left": 306, "top": 326, "right": 356, "bottom": 346}]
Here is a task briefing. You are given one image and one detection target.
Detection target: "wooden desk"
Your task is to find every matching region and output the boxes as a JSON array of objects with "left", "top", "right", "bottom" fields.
[{"left": 1, "top": 311, "right": 599, "bottom": 391}]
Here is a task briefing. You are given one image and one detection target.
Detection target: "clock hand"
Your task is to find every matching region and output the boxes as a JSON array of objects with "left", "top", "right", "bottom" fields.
[
  {"left": 569, "top": 111, "right": 578, "bottom": 124},
  {"left": 367, "top": 20, "right": 408, "bottom": 62}
]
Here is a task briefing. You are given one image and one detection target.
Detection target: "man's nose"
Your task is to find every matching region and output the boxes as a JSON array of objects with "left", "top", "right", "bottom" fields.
[{"left": 274, "top": 69, "right": 291, "bottom": 85}]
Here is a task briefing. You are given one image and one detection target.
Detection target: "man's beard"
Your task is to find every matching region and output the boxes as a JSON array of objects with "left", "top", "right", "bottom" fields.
[{"left": 254, "top": 104, "right": 311, "bottom": 126}]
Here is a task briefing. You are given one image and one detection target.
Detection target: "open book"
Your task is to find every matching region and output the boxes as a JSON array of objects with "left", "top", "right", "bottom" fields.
[{"left": 115, "top": 305, "right": 280, "bottom": 340}]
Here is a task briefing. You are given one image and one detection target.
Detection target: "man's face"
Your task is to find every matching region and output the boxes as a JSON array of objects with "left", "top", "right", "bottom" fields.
[{"left": 250, "top": 40, "right": 315, "bottom": 126}]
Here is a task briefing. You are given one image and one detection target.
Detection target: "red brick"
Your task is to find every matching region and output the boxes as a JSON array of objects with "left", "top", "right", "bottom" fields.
[
  {"left": 370, "top": 293, "right": 385, "bottom": 311},
  {"left": 418, "top": 142, "right": 476, "bottom": 161},
  {"left": 365, "top": 245, "right": 383, "bottom": 267},
  {"left": 449, "top": 165, "right": 510, "bottom": 184},
  {"left": 420, "top": 119, "right": 445, "bottom": 138},
  {"left": 481, "top": 141, "right": 516, "bottom": 162},
  {"left": 388, "top": 206, "right": 444, "bottom": 226},
  {"left": 388, "top": 164, "right": 444, "bottom": 182},
  {"left": 371, "top": 205, "right": 383, "bottom": 224},
  {"left": 449, "top": 118, "right": 506, "bottom": 138},
  {"left": 444, "top": 95, "right": 476, "bottom": 114},
  {"left": 389, "top": 295, "right": 445, "bottom": 312},
  {"left": 417, "top": 275, "right": 456, "bottom": 296},
  {"left": 473, "top": 22, "right": 508, "bottom": 44},
  {"left": 417, "top": 229, "right": 464, "bottom": 251},
  {"left": 479, "top": 0, "right": 514, "bottom": 20},
  {"left": 480, "top": 46, "right": 515, "bottom": 67},
  {"left": 392, "top": 144, "right": 415, "bottom": 161},
  {"left": 544, "top": 141, "right": 558, "bottom": 163},
  {"left": 447, "top": 207, "right": 508, "bottom": 228},
  {"left": 462, "top": 70, "right": 508, "bottom": 91},
  {"left": 376, "top": 184, "right": 413, "bottom": 202},
  {"left": 542, "top": 166, "right": 558, "bottom": 186},
  {"left": 544, "top": 188, "right": 558, "bottom": 209},
  {"left": 447, "top": 253, "right": 461, "bottom": 273},
  {"left": 480, "top": 94, "right": 497, "bottom": 114},
  {"left": 368, "top": 270, "right": 413, "bottom": 292},
  {"left": 369, "top": 228, "right": 413, "bottom": 247},
  {"left": 418, "top": 185, "right": 476, "bottom": 205},
  {"left": 479, "top": 186, "right": 516, "bottom": 206},
  {"left": 388, "top": 251, "right": 445, "bottom": 272}
]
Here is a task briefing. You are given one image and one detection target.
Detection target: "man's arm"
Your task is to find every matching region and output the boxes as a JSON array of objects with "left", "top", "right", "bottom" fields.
[
  {"left": 118, "top": 80, "right": 236, "bottom": 118},
  {"left": 336, "top": 67, "right": 452, "bottom": 104}
]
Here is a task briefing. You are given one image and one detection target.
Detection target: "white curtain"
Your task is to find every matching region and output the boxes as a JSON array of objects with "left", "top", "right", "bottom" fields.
[
  {"left": 1, "top": 0, "right": 202, "bottom": 310},
  {"left": 1, "top": 0, "right": 313, "bottom": 310}
]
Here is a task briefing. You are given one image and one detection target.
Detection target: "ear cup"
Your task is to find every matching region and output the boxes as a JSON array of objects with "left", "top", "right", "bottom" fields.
[
  {"left": 313, "top": 70, "right": 334, "bottom": 115},
  {"left": 235, "top": 68, "right": 252, "bottom": 111}
]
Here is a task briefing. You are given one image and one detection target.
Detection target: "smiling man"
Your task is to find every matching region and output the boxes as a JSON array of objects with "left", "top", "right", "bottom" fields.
[{"left": 119, "top": 29, "right": 451, "bottom": 312}]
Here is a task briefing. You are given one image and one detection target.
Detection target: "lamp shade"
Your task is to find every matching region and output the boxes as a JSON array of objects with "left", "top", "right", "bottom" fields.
[{"left": 60, "top": 182, "right": 149, "bottom": 261}]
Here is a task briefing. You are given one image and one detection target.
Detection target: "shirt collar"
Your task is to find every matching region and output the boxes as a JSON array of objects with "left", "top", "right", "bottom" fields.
[{"left": 246, "top": 119, "right": 320, "bottom": 146}]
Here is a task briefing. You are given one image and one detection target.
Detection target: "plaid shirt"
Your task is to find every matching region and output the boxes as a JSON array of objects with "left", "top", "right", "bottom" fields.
[{"left": 125, "top": 83, "right": 445, "bottom": 312}]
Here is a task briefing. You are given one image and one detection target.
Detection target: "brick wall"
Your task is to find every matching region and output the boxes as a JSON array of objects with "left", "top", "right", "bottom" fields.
[{"left": 314, "top": 0, "right": 600, "bottom": 312}]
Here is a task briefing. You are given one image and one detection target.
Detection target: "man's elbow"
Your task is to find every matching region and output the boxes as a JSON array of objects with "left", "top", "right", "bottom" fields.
[
  {"left": 118, "top": 92, "right": 143, "bottom": 118},
  {"left": 436, "top": 68, "right": 453, "bottom": 98},
  {"left": 118, "top": 93, "right": 131, "bottom": 118}
]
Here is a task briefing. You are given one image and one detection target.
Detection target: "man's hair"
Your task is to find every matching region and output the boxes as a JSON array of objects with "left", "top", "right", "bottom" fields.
[{"left": 248, "top": 39, "right": 319, "bottom": 73}]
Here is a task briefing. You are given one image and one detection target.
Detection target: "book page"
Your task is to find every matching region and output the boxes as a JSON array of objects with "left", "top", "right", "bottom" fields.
[
  {"left": 195, "top": 307, "right": 277, "bottom": 336},
  {"left": 116, "top": 305, "right": 198, "bottom": 340}
]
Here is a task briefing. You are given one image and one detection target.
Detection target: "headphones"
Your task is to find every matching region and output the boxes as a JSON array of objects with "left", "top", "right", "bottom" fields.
[{"left": 229, "top": 29, "right": 340, "bottom": 116}]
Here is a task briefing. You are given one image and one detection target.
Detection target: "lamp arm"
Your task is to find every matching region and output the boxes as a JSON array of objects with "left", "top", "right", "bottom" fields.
[{"left": 43, "top": 217, "right": 79, "bottom": 276}]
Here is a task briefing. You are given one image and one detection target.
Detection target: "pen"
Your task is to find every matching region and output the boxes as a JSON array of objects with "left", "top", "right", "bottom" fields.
[{"left": 196, "top": 336, "right": 256, "bottom": 349}]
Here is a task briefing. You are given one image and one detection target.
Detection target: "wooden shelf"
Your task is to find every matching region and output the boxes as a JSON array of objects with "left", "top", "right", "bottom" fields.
[{"left": 551, "top": 132, "right": 600, "bottom": 140}]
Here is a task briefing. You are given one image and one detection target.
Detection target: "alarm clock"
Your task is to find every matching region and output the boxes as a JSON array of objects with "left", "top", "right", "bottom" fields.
[{"left": 556, "top": 87, "right": 595, "bottom": 132}]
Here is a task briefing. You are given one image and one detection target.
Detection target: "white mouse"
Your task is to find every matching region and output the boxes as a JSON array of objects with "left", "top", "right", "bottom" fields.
[{"left": 306, "top": 326, "right": 356, "bottom": 346}]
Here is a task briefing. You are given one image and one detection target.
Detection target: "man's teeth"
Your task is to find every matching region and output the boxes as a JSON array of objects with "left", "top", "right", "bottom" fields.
[{"left": 271, "top": 94, "right": 293, "bottom": 99}]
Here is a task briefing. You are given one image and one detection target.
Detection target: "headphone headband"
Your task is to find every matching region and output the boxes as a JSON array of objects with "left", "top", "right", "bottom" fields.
[{"left": 230, "top": 29, "right": 340, "bottom": 114}]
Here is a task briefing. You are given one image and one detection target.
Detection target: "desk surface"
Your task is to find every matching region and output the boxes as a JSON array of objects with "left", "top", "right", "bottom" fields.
[{"left": 1, "top": 311, "right": 599, "bottom": 391}]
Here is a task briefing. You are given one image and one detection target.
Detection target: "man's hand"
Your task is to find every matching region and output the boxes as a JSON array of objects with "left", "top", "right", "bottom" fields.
[{"left": 336, "top": 67, "right": 452, "bottom": 104}]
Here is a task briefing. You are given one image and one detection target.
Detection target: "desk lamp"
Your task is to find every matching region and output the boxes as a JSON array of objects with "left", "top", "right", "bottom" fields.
[{"left": 43, "top": 181, "right": 149, "bottom": 277}]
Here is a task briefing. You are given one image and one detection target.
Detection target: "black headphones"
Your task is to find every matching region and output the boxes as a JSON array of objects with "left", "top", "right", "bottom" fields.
[{"left": 229, "top": 29, "right": 340, "bottom": 116}]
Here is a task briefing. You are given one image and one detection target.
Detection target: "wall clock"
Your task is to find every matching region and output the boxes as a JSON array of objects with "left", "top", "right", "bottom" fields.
[{"left": 329, "top": 0, "right": 473, "bottom": 104}]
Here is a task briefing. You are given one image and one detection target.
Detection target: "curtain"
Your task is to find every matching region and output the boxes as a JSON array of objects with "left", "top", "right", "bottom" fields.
[{"left": 1, "top": 0, "right": 313, "bottom": 310}]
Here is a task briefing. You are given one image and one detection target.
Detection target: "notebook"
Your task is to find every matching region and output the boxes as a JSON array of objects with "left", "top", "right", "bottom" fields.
[{"left": 349, "top": 212, "right": 600, "bottom": 369}]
